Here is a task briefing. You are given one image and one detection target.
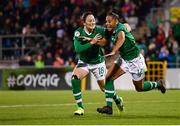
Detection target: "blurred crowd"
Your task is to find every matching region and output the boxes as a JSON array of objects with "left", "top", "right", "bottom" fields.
[{"left": 0, "top": 0, "right": 179, "bottom": 67}]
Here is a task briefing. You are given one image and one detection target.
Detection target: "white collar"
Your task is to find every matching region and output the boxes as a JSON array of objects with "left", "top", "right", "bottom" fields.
[{"left": 84, "top": 27, "right": 92, "bottom": 35}]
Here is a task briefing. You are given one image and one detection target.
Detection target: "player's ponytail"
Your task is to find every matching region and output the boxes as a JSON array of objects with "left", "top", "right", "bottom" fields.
[
  {"left": 107, "top": 11, "right": 127, "bottom": 23},
  {"left": 107, "top": 12, "right": 119, "bottom": 21}
]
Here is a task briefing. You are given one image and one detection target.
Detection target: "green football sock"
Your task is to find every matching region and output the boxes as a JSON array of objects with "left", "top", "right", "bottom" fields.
[
  {"left": 71, "top": 78, "right": 84, "bottom": 109},
  {"left": 105, "top": 79, "right": 115, "bottom": 107},
  {"left": 113, "top": 92, "right": 121, "bottom": 104},
  {"left": 143, "top": 81, "right": 161, "bottom": 91}
]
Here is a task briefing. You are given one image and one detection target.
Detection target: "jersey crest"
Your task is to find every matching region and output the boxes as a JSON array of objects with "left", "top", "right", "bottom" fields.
[{"left": 74, "top": 31, "right": 80, "bottom": 37}]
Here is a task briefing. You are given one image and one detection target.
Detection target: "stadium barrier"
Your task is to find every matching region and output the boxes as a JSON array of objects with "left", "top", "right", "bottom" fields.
[
  {"left": 0, "top": 67, "right": 90, "bottom": 90},
  {"left": 145, "top": 61, "right": 167, "bottom": 81},
  {"left": 0, "top": 34, "right": 47, "bottom": 60}
]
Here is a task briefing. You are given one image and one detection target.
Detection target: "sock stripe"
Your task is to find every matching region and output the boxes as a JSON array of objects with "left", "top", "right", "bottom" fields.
[
  {"left": 76, "top": 99, "right": 82, "bottom": 103},
  {"left": 73, "top": 92, "right": 81, "bottom": 96},
  {"left": 151, "top": 82, "right": 158, "bottom": 88},
  {"left": 106, "top": 98, "right": 113, "bottom": 102},
  {"left": 150, "top": 82, "right": 153, "bottom": 89},
  {"left": 144, "top": 81, "right": 160, "bottom": 91},
  {"left": 154, "top": 82, "right": 158, "bottom": 88},
  {"left": 113, "top": 92, "right": 116, "bottom": 96},
  {"left": 105, "top": 90, "right": 114, "bottom": 94}
]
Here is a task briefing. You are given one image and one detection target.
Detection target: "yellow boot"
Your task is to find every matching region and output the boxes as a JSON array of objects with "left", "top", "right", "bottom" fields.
[{"left": 74, "top": 107, "right": 84, "bottom": 116}]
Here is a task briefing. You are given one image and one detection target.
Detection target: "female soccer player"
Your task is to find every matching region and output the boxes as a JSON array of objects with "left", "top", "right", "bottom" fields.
[
  {"left": 97, "top": 12, "right": 166, "bottom": 115},
  {"left": 71, "top": 11, "right": 123, "bottom": 116}
]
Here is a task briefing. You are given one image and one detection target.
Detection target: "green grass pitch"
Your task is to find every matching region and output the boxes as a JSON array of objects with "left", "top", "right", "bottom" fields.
[{"left": 0, "top": 90, "right": 180, "bottom": 125}]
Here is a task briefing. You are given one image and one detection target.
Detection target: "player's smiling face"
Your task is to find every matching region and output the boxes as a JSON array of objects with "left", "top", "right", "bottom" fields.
[
  {"left": 106, "top": 16, "right": 117, "bottom": 31},
  {"left": 84, "top": 14, "right": 96, "bottom": 31}
]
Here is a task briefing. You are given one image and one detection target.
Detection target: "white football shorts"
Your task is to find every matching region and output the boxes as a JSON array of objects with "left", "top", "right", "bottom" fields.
[
  {"left": 115, "top": 54, "right": 147, "bottom": 81},
  {"left": 77, "top": 60, "right": 107, "bottom": 80}
]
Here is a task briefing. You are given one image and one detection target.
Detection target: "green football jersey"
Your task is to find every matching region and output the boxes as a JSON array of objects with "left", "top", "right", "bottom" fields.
[
  {"left": 110, "top": 23, "right": 140, "bottom": 61},
  {"left": 73, "top": 26, "right": 105, "bottom": 64}
]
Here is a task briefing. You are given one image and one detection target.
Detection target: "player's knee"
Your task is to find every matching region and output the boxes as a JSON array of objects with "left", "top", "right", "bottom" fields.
[
  {"left": 135, "top": 86, "right": 143, "bottom": 92},
  {"left": 106, "top": 77, "right": 111, "bottom": 81},
  {"left": 133, "top": 80, "right": 144, "bottom": 92},
  {"left": 99, "top": 87, "right": 104, "bottom": 92},
  {"left": 71, "top": 75, "right": 80, "bottom": 80},
  {"left": 97, "top": 80, "right": 105, "bottom": 92},
  {"left": 106, "top": 76, "right": 113, "bottom": 81},
  {"left": 99, "top": 84, "right": 105, "bottom": 92}
]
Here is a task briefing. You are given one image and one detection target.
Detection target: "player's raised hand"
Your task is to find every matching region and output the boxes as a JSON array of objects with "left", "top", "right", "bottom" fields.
[
  {"left": 90, "top": 33, "right": 102, "bottom": 44},
  {"left": 82, "top": 36, "right": 92, "bottom": 41},
  {"left": 78, "top": 36, "right": 92, "bottom": 41}
]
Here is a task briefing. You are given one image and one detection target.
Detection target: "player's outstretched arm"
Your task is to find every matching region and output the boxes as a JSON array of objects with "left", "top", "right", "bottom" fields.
[
  {"left": 80, "top": 34, "right": 107, "bottom": 46},
  {"left": 123, "top": 23, "right": 132, "bottom": 32},
  {"left": 74, "top": 33, "right": 102, "bottom": 53},
  {"left": 111, "top": 31, "right": 125, "bottom": 55},
  {"left": 74, "top": 39, "right": 93, "bottom": 53}
]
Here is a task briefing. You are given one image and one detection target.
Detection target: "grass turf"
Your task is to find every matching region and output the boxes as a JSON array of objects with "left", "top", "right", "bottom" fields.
[{"left": 0, "top": 90, "right": 180, "bottom": 125}]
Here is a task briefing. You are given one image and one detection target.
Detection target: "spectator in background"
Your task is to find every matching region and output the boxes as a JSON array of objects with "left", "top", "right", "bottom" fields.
[
  {"left": 56, "top": 21, "right": 65, "bottom": 39},
  {"left": 158, "top": 45, "right": 169, "bottom": 61},
  {"left": 48, "top": 20, "right": 57, "bottom": 39},
  {"left": 40, "top": 21, "right": 49, "bottom": 36},
  {"left": 173, "top": 17, "right": 180, "bottom": 46},
  {"left": 45, "top": 52, "right": 54, "bottom": 66},
  {"left": 34, "top": 54, "right": 45, "bottom": 68},
  {"left": 137, "top": 37, "right": 148, "bottom": 55},
  {"left": 53, "top": 54, "right": 64, "bottom": 67},
  {"left": 139, "top": 21, "right": 151, "bottom": 40},
  {"left": 22, "top": 24, "right": 32, "bottom": 35},
  {"left": 167, "top": 28, "right": 179, "bottom": 55},
  {"left": 0, "top": 0, "right": 178, "bottom": 68},
  {"left": 166, "top": 35, "right": 179, "bottom": 67},
  {"left": 121, "top": 0, "right": 135, "bottom": 17},
  {"left": 155, "top": 24, "right": 166, "bottom": 49},
  {"left": 23, "top": 0, "right": 30, "bottom": 9},
  {"left": 146, "top": 43, "right": 157, "bottom": 61},
  {"left": 19, "top": 55, "right": 34, "bottom": 66},
  {"left": 4, "top": 18, "right": 13, "bottom": 34},
  {"left": 65, "top": 57, "right": 76, "bottom": 68},
  {"left": 2, "top": 38, "right": 14, "bottom": 59},
  {"left": 167, "top": 37, "right": 179, "bottom": 55},
  {"left": 146, "top": 17, "right": 160, "bottom": 37}
]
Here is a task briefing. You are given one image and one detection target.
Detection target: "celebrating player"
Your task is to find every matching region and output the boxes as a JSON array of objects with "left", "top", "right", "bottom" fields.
[
  {"left": 71, "top": 11, "right": 123, "bottom": 116},
  {"left": 97, "top": 12, "right": 166, "bottom": 115}
]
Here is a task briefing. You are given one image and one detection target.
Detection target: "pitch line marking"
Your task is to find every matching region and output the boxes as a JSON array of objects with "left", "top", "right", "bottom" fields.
[{"left": 0, "top": 100, "right": 178, "bottom": 108}]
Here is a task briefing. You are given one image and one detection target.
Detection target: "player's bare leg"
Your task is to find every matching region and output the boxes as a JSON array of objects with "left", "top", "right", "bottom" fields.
[
  {"left": 97, "top": 80, "right": 105, "bottom": 92},
  {"left": 73, "top": 67, "right": 88, "bottom": 80},
  {"left": 106, "top": 63, "right": 124, "bottom": 80},
  {"left": 72, "top": 67, "right": 88, "bottom": 115}
]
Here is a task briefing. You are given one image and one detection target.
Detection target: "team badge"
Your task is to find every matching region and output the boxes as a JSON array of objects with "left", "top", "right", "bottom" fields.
[{"left": 75, "top": 31, "right": 80, "bottom": 37}]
